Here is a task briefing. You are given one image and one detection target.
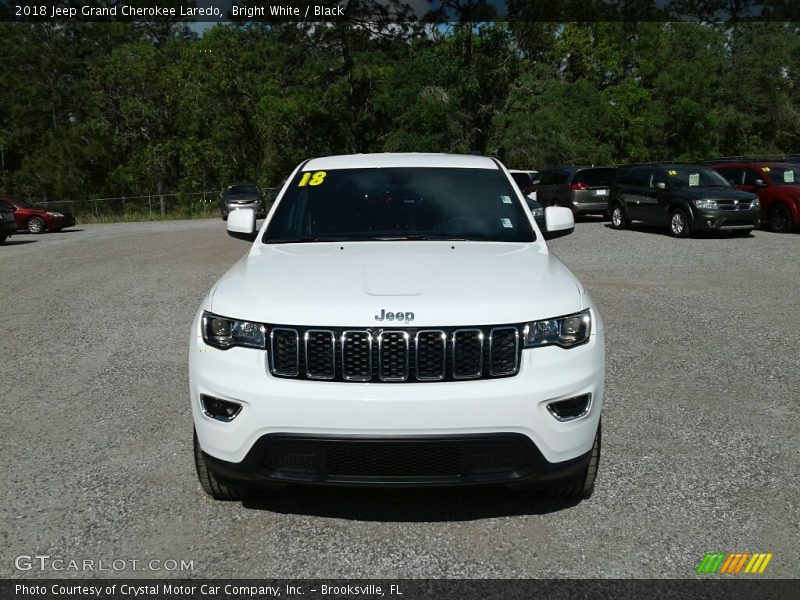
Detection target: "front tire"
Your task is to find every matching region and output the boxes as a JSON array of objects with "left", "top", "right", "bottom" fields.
[
  {"left": 552, "top": 421, "right": 601, "bottom": 499},
  {"left": 0, "top": 234, "right": 7, "bottom": 244},
  {"left": 769, "top": 204, "right": 792, "bottom": 233},
  {"left": 669, "top": 208, "right": 690, "bottom": 238},
  {"left": 221, "top": 212, "right": 228, "bottom": 221},
  {"left": 27, "top": 216, "right": 46, "bottom": 234},
  {"left": 609, "top": 203, "right": 629, "bottom": 229},
  {"left": 194, "top": 431, "right": 250, "bottom": 501}
]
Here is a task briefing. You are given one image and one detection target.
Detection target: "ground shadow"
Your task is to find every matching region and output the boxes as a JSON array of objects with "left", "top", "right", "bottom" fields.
[
  {"left": 2, "top": 239, "right": 37, "bottom": 246},
  {"left": 602, "top": 222, "right": 754, "bottom": 239},
  {"left": 240, "top": 485, "right": 583, "bottom": 522},
  {"left": 12, "top": 228, "right": 84, "bottom": 236},
  {"left": 574, "top": 214, "right": 608, "bottom": 224}
]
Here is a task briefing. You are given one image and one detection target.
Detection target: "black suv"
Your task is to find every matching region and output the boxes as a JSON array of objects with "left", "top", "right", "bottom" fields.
[
  {"left": 220, "top": 183, "right": 266, "bottom": 221},
  {"left": 608, "top": 164, "right": 760, "bottom": 237},
  {"left": 536, "top": 166, "right": 616, "bottom": 216}
]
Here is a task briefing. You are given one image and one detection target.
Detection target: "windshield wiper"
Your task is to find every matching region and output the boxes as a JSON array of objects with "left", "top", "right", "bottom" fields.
[
  {"left": 369, "top": 235, "right": 468, "bottom": 241},
  {"left": 267, "top": 236, "right": 352, "bottom": 243}
]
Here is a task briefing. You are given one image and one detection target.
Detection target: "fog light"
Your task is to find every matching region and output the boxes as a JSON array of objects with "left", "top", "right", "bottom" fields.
[
  {"left": 547, "top": 394, "right": 592, "bottom": 421},
  {"left": 200, "top": 395, "right": 242, "bottom": 422}
]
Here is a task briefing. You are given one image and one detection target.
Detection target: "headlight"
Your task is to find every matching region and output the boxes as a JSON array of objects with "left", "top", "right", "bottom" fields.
[
  {"left": 46, "top": 211, "right": 64, "bottom": 217},
  {"left": 202, "top": 311, "right": 266, "bottom": 349},
  {"left": 693, "top": 199, "right": 718, "bottom": 209},
  {"left": 750, "top": 198, "right": 760, "bottom": 209},
  {"left": 523, "top": 309, "right": 591, "bottom": 349}
]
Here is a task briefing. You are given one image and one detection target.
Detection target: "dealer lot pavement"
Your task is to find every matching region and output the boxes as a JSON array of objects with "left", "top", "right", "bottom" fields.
[{"left": 1, "top": 220, "right": 797, "bottom": 578}]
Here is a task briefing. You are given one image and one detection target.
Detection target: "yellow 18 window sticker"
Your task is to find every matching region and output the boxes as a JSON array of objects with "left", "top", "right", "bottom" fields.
[
  {"left": 761, "top": 166, "right": 771, "bottom": 172},
  {"left": 668, "top": 169, "right": 678, "bottom": 175},
  {"left": 298, "top": 171, "right": 327, "bottom": 187}
]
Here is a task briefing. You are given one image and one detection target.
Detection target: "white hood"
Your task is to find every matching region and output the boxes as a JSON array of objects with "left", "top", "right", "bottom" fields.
[{"left": 210, "top": 241, "right": 583, "bottom": 327}]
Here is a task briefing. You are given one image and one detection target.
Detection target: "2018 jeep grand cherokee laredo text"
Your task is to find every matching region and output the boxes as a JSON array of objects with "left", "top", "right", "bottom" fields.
[{"left": 190, "top": 153, "right": 605, "bottom": 500}]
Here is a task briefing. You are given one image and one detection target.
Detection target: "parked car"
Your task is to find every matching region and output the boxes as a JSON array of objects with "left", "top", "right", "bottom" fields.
[
  {"left": 508, "top": 169, "right": 540, "bottom": 202},
  {"left": 0, "top": 195, "right": 76, "bottom": 233},
  {"left": 220, "top": 183, "right": 266, "bottom": 221},
  {"left": 536, "top": 166, "right": 616, "bottom": 216},
  {"left": 608, "top": 164, "right": 759, "bottom": 238},
  {"left": 707, "top": 161, "right": 800, "bottom": 233},
  {"left": 526, "top": 198, "right": 546, "bottom": 231},
  {"left": 0, "top": 206, "right": 15, "bottom": 243},
  {"left": 191, "top": 153, "right": 603, "bottom": 501}
]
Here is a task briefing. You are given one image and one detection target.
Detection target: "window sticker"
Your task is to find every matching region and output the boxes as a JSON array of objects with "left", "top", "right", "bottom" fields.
[
  {"left": 784, "top": 170, "right": 795, "bottom": 183},
  {"left": 761, "top": 166, "right": 771, "bottom": 172},
  {"left": 298, "top": 171, "right": 327, "bottom": 187},
  {"left": 688, "top": 173, "right": 700, "bottom": 186},
  {"left": 501, "top": 218, "right": 513, "bottom": 228},
  {"left": 501, "top": 195, "right": 512, "bottom": 204},
  {"left": 668, "top": 170, "right": 678, "bottom": 175}
]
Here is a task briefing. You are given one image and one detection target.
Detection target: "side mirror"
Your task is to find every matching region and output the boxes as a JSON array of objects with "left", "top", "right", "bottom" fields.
[
  {"left": 226, "top": 208, "right": 257, "bottom": 242},
  {"left": 654, "top": 181, "right": 667, "bottom": 190},
  {"left": 543, "top": 206, "right": 574, "bottom": 240}
]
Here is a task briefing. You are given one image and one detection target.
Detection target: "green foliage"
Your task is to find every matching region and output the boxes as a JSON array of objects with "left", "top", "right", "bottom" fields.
[{"left": 0, "top": 21, "right": 798, "bottom": 203}]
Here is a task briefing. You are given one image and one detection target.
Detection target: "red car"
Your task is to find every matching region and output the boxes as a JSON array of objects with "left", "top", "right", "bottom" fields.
[
  {"left": 709, "top": 162, "right": 800, "bottom": 233},
  {"left": 0, "top": 195, "right": 76, "bottom": 234}
]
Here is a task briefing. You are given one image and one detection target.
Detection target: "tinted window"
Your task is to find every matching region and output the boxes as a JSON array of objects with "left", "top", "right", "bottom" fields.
[
  {"left": 715, "top": 167, "right": 742, "bottom": 184},
  {"left": 666, "top": 166, "right": 730, "bottom": 188},
  {"left": 0, "top": 199, "right": 13, "bottom": 209},
  {"left": 573, "top": 168, "right": 616, "bottom": 187},
  {"left": 762, "top": 165, "right": 799, "bottom": 185},
  {"left": 265, "top": 167, "right": 535, "bottom": 243},
  {"left": 651, "top": 169, "right": 669, "bottom": 188},
  {"left": 539, "top": 170, "right": 569, "bottom": 185},
  {"left": 617, "top": 167, "right": 650, "bottom": 187},
  {"left": 510, "top": 172, "right": 533, "bottom": 189}
]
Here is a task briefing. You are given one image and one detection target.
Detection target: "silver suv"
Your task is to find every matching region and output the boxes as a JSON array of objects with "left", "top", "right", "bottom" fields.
[{"left": 536, "top": 166, "right": 616, "bottom": 216}]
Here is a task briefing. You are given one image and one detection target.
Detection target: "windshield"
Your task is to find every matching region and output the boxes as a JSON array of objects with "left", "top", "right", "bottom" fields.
[
  {"left": 7, "top": 196, "right": 33, "bottom": 207},
  {"left": 226, "top": 184, "right": 260, "bottom": 195},
  {"left": 264, "top": 167, "right": 535, "bottom": 243},
  {"left": 667, "top": 166, "right": 730, "bottom": 188},
  {"left": 764, "top": 166, "right": 800, "bottom": 185}
]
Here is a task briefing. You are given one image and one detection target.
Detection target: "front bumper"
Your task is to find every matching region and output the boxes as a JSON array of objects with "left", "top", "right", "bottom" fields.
[
  {"left": 190, "top": 321, "right": 605, "bottom": 485},
  {"left": 692, "top": 207, "right": 759, "bottom": 231},
  {"left": 202, "top": 433, "right": 593, "bottom": 488},
  {"left": 222, "top": 201, "right": 266, "bottom": 217}
]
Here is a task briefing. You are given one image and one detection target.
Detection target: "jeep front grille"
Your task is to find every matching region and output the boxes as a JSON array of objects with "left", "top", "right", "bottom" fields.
[{"left": 268, "top": 325, "right": 522, "bottom": 383}]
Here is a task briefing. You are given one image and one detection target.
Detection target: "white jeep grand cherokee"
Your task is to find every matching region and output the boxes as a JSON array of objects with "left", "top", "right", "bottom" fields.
[{"left": 190, "top": 153, "right": 604, "bottom": 500}]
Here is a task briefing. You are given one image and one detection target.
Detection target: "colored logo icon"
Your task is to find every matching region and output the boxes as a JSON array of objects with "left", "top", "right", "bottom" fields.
[{"left": 696, "top": 552, "right": 773, "bottom": 574}]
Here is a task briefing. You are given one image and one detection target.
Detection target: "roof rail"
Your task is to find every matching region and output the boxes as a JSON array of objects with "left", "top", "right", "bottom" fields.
[{"left": 704, "top": 154, "right": 800, "bottom": 163}]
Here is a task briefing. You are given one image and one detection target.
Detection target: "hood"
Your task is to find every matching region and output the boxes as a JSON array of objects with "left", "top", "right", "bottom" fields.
[
  {"left": 680, "top": 187, "right": 757, "bottom": 201},
  {"left": 210, "top": 242, "right": 583, "bottom": 327}
]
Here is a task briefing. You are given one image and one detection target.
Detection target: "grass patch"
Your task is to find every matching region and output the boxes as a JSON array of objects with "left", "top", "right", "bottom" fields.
[{"left": 77, "top": 210, "right": 217, "bottom": 224}]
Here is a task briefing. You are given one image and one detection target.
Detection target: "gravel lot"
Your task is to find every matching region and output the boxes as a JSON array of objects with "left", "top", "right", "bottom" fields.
[{"left": 1, "top": 218, "right": 798, "bottom": 579}]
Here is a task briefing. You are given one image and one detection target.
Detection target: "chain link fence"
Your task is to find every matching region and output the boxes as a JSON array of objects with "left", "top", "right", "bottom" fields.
[{"left": 33, "top": 189, "right": 281, "bottom": 220}]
